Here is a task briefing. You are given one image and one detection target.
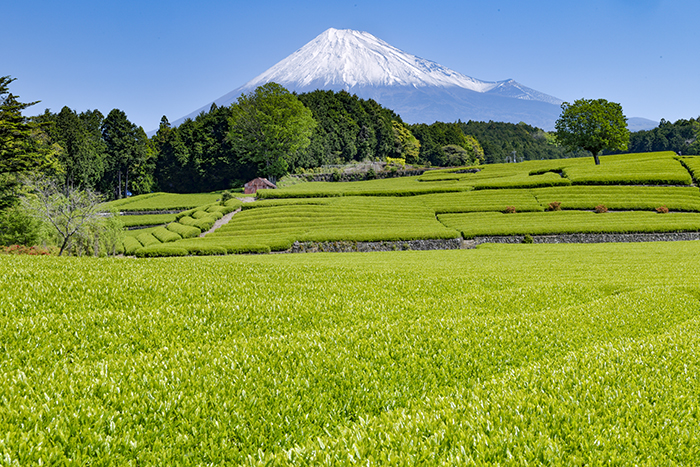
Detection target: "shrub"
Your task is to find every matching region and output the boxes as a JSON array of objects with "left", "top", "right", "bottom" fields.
[
  {"left": 366, "top": 168, "right": 376, "bottom": 180},
  {"left": 656, "top": 206, "right": 669, "bottom": 214},
  {"left": 522, "top": 234, "right": 534, "bottom": 244},
  {"left": 547, "top": 201, "right": 562, "bottom": 211},
  {"left": 187, "top": 245, "right": 227, "bottom": 256},
  {"left": 595, "top": 204, "right": 608, "bottom": 214},
  {"left": 174, "top": 207, "right": 198, "bottom": 220},
  {"left": 0, "top": 245, "right": 56, "bottom": 255},
  {"left": 134, "top": 245, "right": 189, "bottom": 257},
  {"left": 136, "top": 232, "right": 160, "bottom": 247},
  {"left": 192, "top": 217, "right": 216, "bottom": 232},
  {"left": 152, "top": 227, "right": 182, "bottom": 243},
  {"left": 178, "top": 216, "right": 197, "bottom": 226},
  {"left": 166, "top": 222, "right": 201, "bottom": 239},
  {"left": 123, "top": 236, "right": 143, "bottom": 255},
  {"left": 504, "top": 206, "right": 517, "bottom": 214},
  {"left": 220, "top": 190, "right": 233, "bottom": 206},
  {"left": 191, "top": 210, "right": 211, "bottom": 220}
]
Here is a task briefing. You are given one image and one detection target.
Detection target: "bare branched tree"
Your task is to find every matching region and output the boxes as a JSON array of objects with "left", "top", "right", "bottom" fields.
[{"left": 22, "top": 176, "right": 105, "bottom": 256}]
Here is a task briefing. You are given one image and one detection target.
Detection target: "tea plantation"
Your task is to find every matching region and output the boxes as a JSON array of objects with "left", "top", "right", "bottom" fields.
[
  {"left": 2, "top": 243, "right": 699, "bottom": 464},
  {"left": 113, "top": 152, "right": 700, "bottom": 257}
]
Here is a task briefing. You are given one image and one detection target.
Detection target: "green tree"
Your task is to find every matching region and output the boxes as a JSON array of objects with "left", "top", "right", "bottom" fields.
[
  {"left": 0, "top": 76, "right": 58, "bottom": 208},
  {"left": 228, "top": 83, "right": 316, "bottom": 180},
  {"left": 391, "top": 121, "right": 421, "bottom": 164},
  {"left": 49, "top": 106, "right": 107, "bottom": 190},
  {"left": 101, "top": 109, "right": 149, "bottom": 198},
  {"left": 555, "top": 98, "right": 629, "bottom": 165}
]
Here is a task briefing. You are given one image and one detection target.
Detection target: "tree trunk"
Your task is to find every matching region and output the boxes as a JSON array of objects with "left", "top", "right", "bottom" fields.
[
  {"left": 594, "top": 153, "right": 601, "bottom": 165},
  {"left": 117, "top": 170, "right": 122, "bottom": 199},
  {"left": 58, "top": 236, "right": 70, "bottom": 256}
]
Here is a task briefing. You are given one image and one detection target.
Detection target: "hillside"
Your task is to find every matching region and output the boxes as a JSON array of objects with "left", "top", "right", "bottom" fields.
[{"left": 106, "top": 151, "right": 700, "bottom": 257}]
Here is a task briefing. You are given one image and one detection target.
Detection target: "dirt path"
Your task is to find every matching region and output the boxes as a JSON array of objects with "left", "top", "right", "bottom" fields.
[{"left": 199, "top": 197, "right": 255, "bottom": 238}]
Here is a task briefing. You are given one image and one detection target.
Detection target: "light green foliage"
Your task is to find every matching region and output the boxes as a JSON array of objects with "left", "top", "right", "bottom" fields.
[
  {"left": 104, "top": 192, "right": 222, "bottom": 212},
  {"left": 1, "top": 243, "right": 700, "bottom": 463},
  {"left": 391, "top": 122, "right": 420, "bottom": 164},
  {"left": 257, "top": 176, "right": 471, "bottom": 199},
  {"left": 418, "top": 189, "right": 544, "bottom": 214},
  {"left": 151, "top": 226, "right": 181, "bottom": 243},
  {"left": 205, "top": 196, "right": 459, "bottom": 251},
  {"left": 117, "top": 150, "right": 700, "bottom": 257},
  {"left": 678, "top": 156, "right": 700, "bottom": 183},
  {"left": 135, "top": 231, "right": 160, "bottom": 247},
  {"left": 121, "top": 235, "right": 142, "bottom": 255},
  {"left": 441, "top": 210, "right": 700, "bottom": 237},
  {"left": 166, "top": 222, "right": 201, "bottom": 239},
  {"left": 120, "top": 213, "right": 177, "bottom": 227},
  {"left": 534, "top": 185, "right": 700, "bottom": 211},
  {"left": 562, "top": 151, "right": 691, "bottom": 185}
]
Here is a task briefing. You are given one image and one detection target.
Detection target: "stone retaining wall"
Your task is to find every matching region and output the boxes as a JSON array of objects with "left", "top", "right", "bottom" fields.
[
  {"left": 289, "top": 169, "right": 426, "bottom": 183},
  {"left": 290, "top": 238, "right": 461, "bottom": 253},
  {"left": 467, "top": 232, "right": 700, "bottom": 246},
  {"left": 119, "top": 210, "right": 182, "bottom": 215}
]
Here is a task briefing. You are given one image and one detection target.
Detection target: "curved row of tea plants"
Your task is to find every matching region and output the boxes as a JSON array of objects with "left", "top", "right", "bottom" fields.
[{"left": 2, "top": 243, "right": 699, "bottom": 463}]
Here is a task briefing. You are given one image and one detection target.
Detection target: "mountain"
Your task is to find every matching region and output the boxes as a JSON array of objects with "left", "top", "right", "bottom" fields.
[{"left": 171, "top": 28, "right": 656, "bottom": 132}]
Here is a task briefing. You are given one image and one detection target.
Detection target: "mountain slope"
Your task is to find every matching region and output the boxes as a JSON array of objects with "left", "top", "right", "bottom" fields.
[{"left": 171, "top": 28, "right": 655, "bottom": 132}]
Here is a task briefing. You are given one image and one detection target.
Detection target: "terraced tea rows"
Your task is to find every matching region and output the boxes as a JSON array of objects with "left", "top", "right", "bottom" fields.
[{"left": 113, "top": 152, "right": 700, "bottom": 257}]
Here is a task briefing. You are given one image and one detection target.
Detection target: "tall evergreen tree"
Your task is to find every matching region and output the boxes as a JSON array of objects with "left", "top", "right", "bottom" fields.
[
  {"left": 101, "top": 109, "right": 149, "bottom": 198},
  {"left": 0, "top": 76, "right": 58, "bottom": 208}
]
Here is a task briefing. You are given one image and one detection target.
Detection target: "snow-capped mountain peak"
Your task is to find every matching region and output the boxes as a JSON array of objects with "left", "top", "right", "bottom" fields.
[
  {"left": 242, "top": 28, "right": 498, "bottom": 92},
  {"left": 171, "top": 28, "right": 567, "bottom": 130}
]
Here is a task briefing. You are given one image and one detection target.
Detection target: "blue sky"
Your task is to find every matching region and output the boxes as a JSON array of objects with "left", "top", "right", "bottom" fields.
[{"left": 5, "top": 0, "right": 699, "bottom": 131}]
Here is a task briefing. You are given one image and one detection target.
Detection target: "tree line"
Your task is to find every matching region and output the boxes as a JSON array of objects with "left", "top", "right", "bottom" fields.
[{"left": 5, "top": 76, "right": 700, "bottom": 201}]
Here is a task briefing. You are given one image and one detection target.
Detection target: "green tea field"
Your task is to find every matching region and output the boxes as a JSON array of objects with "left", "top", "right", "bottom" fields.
[
  {"left": 114, "top": 152, "right": 700, "bottom": 257},
  {"left": 2, "top": 243, "right": 699, "bottom": 464}
]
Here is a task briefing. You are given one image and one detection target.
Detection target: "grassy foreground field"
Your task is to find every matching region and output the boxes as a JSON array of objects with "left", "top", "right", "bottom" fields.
[{"left": 2, "top": 243, "right": 699, "bottom": 464}]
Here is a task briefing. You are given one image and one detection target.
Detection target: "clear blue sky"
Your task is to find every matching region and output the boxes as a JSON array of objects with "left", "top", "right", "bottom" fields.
[{"left": 5, "top": 0, "right": 699, "bottom": 131}]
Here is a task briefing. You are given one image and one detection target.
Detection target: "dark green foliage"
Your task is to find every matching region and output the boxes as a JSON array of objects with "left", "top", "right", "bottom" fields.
[
  {"left": 0, "top": 205, "right": 43, "bottom": 246},
  {"left": 153, "top": 107, "right": 248, "bottom": 194},
  {"left": 458, "top": 121, "right": 586, "bottom": 163},
  {"left": 410, "top": 122, "right": 484, "bottom": 166},
  {"left": 100, "top": 109, "right": 153, "bottom": 198},
  {"left": 555, "top": 98, "right": 630, "bottom": 165},
  {"left": 220, "top": 190, "right": 233, "bottom": 205},
  {"left": 45, "top": 107, "right": 107, "bottom": 190},
  {"left": 0, "top": 76, "right": 57, "bottom": 178},
  {"left": 627, "top": 118, "right": 700, "bottom": 155},
  {"left": 296, "top": 90, "right": 403, "bottom": 167}
]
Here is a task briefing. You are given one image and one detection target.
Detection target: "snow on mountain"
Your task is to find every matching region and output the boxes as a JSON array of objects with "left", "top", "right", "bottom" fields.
[
  {"left": 242, "top": 28, "right": 500, "bottom": 92},
  {"left": 172, "top": 28, "right": 567, "bottom": 129}
]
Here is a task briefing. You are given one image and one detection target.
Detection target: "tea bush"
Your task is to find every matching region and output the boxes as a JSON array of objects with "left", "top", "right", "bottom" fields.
[{"left": 2, "top": 244, "right": 700, "bottom": 463}]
